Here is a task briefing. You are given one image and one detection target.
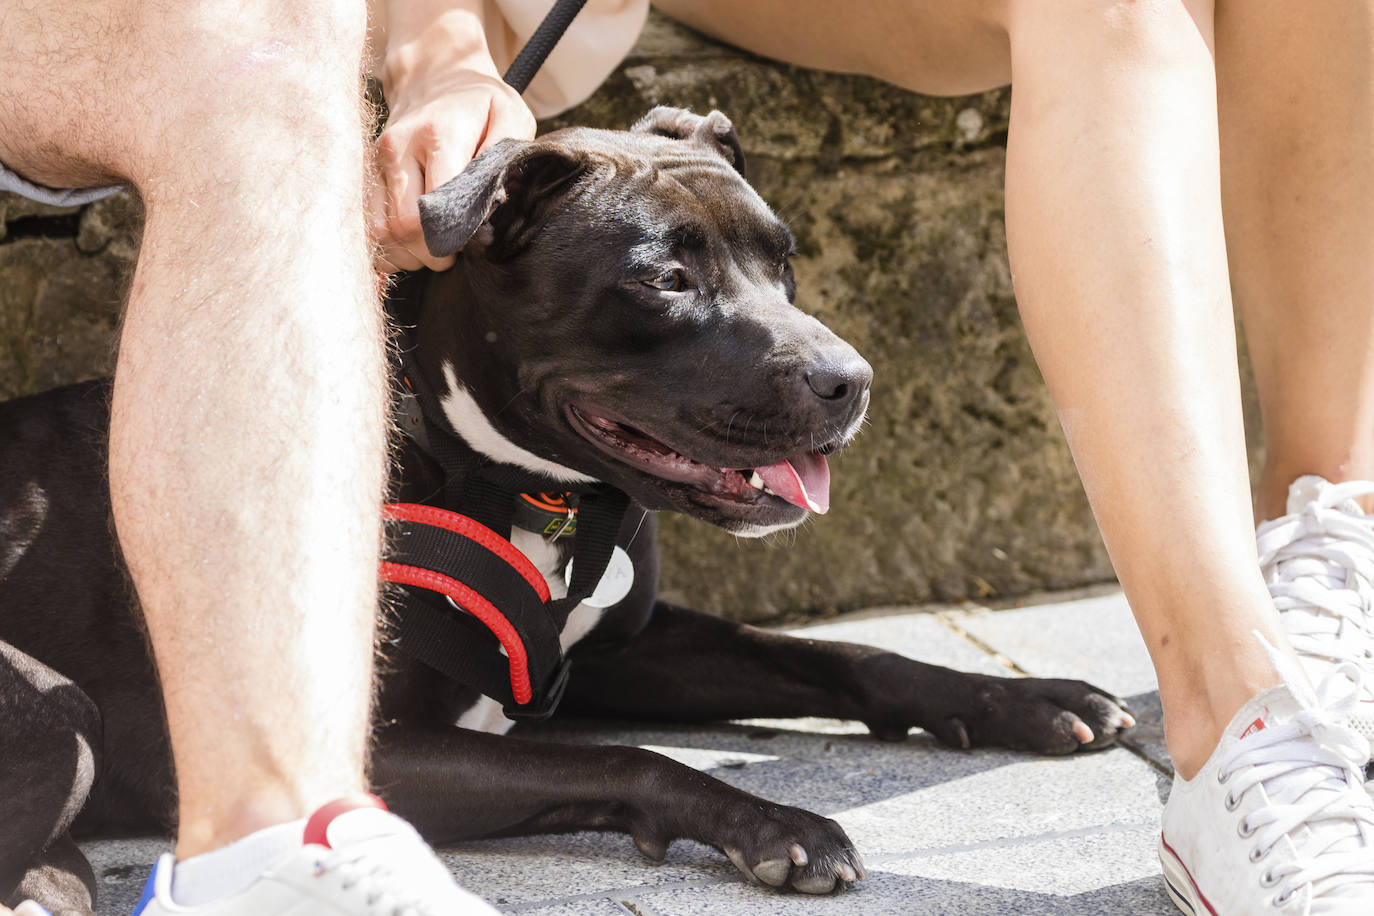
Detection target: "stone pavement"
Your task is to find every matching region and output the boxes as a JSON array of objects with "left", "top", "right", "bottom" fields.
[{"left": 82, "top": 588, "right": 1179, "bottom": 915}]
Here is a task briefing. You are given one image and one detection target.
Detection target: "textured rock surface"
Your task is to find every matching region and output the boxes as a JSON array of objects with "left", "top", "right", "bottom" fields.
[
  {"left": 0, "top": 192, "right": 140, "bottom": 400},
  {"left": 0, "top": 13, "right": 1263, "bottom": 621}
]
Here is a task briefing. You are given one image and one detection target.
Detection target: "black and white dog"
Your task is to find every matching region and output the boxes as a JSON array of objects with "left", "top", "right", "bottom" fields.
[{"left": 0, "top": 107, "right": 1133, "bottom": 913}]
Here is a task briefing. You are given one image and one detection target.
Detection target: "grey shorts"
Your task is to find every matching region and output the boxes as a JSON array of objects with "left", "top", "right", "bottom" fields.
[{"left": 0, "top": 161, "right": 122, "bottom": 207}]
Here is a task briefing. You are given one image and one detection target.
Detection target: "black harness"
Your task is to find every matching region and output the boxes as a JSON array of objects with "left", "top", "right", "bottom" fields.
[
  {"left": 384, "top": 313, "right": 632, "bottom": 719},
  {"left": 380, "top": 0, "right": 627, "bottom": 720}
]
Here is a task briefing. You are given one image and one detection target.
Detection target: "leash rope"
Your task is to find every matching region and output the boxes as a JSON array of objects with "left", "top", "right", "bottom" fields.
[{"left": 502, "top": 0, "right": 590, "bottom": 94}]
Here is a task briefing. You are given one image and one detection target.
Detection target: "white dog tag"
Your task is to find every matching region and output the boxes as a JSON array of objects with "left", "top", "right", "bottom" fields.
[{"left": 565, "top": 546, "right": 635, "bottom": 608}]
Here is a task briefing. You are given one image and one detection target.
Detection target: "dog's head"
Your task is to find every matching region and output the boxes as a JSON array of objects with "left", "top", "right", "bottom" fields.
[{"left": 413, "top": 107, "right": 871, "bottom": 537}]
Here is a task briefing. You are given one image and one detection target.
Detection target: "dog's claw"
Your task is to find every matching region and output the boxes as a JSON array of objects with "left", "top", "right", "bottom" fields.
[
  {"left": 725, "top": 846, "right": 754, "bottom": 881},
  {"left": 788, "top": 843, "right": 808, "bottom": 866},
  {"left": 951, "top": 716, "right": 971, "bottom": 749}
]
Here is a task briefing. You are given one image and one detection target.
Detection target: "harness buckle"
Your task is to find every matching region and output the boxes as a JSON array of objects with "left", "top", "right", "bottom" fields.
[{"left": 503, "top": 657, "right": 571, "bottom": 720}]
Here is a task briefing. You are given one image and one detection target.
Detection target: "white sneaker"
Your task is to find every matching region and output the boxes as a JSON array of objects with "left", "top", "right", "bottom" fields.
[
  {"left": 1258, "top": 476, "right": 1374, "bottom": 745},
  {"left": 1160, "top": 643, "right": 1374, "bottom": 914},
  {"left": 132, "top": 796, "right": 499, "bottom": 915}
]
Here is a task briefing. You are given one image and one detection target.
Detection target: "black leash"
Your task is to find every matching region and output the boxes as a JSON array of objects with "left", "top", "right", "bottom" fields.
[
  {"left": 379, "top": 1, "right": 614, "bottom": 720},
  {"left": 502, "top": 0, "right": 590, "bottom": 93}
]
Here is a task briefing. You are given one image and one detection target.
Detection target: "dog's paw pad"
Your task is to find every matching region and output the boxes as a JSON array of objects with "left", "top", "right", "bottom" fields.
[
  {"left": 752, "top": 857, "right": 792, "bottom": 887},
  {"left": 792, "top": 872, "right": 839, "bottom": 894},
  {"left": 721, "top": 808, "right": 864, "bottom": 895}
]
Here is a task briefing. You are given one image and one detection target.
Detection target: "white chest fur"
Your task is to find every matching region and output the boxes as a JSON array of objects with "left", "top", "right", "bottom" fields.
[{"left": 452, "top": 528, "right": 608, "bottom": 735}]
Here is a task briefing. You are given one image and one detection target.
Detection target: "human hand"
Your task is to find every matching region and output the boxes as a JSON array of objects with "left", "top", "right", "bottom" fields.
[{"left": 371, "top": 4, "right": 537, "bottom": 273}]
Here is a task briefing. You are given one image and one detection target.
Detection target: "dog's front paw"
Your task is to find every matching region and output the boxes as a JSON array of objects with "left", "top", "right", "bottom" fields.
[
  {"left": 721, "top": 802, "right": 864, "bottom": 894},
  {"left": 634, "top": 800, "right": 863, "bottom": 894},
  {"left": 866, "top": 671, "right": 1136, "bottom": 755},
  {"left": 928, "top": 676, "right": 1136, "bottom": 755}
]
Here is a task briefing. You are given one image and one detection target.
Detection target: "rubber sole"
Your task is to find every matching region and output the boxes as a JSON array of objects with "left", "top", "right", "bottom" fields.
[{"left": 1158, "top": 836, "right": 1206, "bottom": 916}]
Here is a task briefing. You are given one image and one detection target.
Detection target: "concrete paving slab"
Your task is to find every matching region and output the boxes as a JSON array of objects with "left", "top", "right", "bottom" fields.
[
  {"left": 511, "top": 902, "right": 636, "bottom": 916},
  {"left": 80, "top": 592, "right": 1178, "bottom": 916},
  {"left": 83, "top": 837, "right": 167, "bottom": 915},
  {"left": 437, "top": 834, "right": 732, "bottom": 909},
  {"left": 952, "top": 591, "right": 1154, "bottom": 696}
]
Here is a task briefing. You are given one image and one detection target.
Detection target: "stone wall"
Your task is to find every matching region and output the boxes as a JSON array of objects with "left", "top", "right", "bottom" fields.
[
  {"left": 0, "top": 192, "right": 140, "bottom": 400},
  {"left": 0, "top": 14, "right": 1264, "bottom": 623}
]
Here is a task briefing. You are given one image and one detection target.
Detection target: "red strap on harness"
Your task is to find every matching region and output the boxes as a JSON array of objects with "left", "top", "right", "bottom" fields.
[
  {"left": 380, "top": 502, "right": 551, "bottom": 706},
  {"left": 384, "top": 502, "right": 549, "bottom": 601}
]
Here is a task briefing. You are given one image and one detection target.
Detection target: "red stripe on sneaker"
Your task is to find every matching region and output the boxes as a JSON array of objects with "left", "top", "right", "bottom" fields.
[
  {"left": 303, "top": 795, "right": 389, "bottom": 849},
  {"left": 1160, "top": 832, "right": 1219, "bottom": 916},
  {"left": 384, "top": 503, "right": 551, "bottom": 602},
  {"left": 380, "top": 561, "right": 533, "bottom": 704}
]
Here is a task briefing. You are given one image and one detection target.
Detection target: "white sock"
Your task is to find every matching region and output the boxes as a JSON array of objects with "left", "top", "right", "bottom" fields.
[{"left": 170, "top": 818, "right": 306, "bottom": 907}]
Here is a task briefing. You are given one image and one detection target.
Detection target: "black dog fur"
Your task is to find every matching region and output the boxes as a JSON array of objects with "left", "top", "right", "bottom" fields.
[{"left": 0, "top": 108, "right": 1132, "bottom": 913}]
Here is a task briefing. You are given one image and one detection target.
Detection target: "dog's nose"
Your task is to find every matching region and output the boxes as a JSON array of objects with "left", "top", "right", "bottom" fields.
[{"left": 803, "top": 353, "right": 873, "bottom": 409}]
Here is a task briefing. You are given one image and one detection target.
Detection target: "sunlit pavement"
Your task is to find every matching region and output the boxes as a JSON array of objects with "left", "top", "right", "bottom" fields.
[{"left": 84, "top": 587, "right": 1177, "bottom": 915}]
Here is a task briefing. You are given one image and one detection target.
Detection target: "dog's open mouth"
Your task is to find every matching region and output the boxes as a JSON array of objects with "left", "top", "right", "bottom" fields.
[{"left": 567, "top": 405, "right": 831, "bottom": 514}]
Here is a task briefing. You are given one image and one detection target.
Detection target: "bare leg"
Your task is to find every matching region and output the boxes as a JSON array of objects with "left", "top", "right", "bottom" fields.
[
  {"left": 653, "top": 0, "right": 1011, "bottom": 95},
  {"left": 656, "top": 0, "right": 1280, "bottom": 779},
  {"left": 0, "top": 0, "right": 385, "bottom": 857},
  {"left": 1216, "top": 0, "right": 1374, "bottom": 520},
  {"left": 998, "top": 1, "right": 1289, "bottom": 780}
]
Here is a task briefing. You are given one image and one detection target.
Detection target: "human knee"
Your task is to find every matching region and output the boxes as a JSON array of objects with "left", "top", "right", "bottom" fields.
[
  {"left": 134, "top": 0, "right": 368, "bottom": 167},
  {"left": 1003, "top": 0, "right": 1214, "bottom": 69}
]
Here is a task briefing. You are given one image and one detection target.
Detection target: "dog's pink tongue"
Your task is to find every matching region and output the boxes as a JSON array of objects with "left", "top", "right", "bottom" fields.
[{"left": 756, "top": 453, "right": 830, "bottom": 514}]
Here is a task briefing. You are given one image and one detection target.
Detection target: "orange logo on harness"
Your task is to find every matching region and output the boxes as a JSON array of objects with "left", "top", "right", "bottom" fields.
[{"left": 520, "top": 492, "right": 577, "bottom": 537}]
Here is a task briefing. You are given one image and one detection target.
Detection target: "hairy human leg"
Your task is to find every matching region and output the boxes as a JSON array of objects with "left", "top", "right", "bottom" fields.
[
  {"left": 1216, "top": 0, "right": 1374, "bottom": 521},
  {"left": 1, "top": 0, "right": 386, "bottom": 858}
]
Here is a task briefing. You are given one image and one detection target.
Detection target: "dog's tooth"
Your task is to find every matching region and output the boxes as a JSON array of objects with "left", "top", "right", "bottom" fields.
[{"left": 748, "top": 472, "right": 765, "bottom": 490}]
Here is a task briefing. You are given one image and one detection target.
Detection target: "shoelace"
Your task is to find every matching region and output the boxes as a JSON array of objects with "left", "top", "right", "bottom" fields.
[
  {"left": 1258, "top": 481, "right": 1374, "bottom": 670},
  {"left": 313, "top": 842, "right": 453, "bottom": 916},
  {"left": 1216, "top": 640, "right": 1374, "bottom": 904}
]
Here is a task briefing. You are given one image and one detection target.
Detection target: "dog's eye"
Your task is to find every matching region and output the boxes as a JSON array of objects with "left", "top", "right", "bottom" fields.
[{"left": 646, "top": 269, "right": 686, "bottom": 292}]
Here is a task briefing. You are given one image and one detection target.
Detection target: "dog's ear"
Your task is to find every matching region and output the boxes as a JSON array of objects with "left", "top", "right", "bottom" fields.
[
  {"left": 418, "top": 139, "right": 588, "bottom": 258},
  {"left": 631, "top": 106, "right": 746, "bottom": 178}
]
